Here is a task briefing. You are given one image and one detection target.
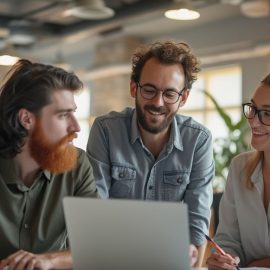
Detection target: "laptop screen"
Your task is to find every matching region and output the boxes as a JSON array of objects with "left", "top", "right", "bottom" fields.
[{"left": 63, "top": 197, "right": 191, "bottom": 270}]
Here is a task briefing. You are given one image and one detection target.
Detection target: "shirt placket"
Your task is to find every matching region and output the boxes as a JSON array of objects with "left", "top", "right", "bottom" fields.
[
  {"left": 145, "top": 165, "right": 155, "bottom": 200},
  {"left": 18, "top": 185, "right": 31, "bottom": 250},
  {"left": 144, "top": 150, "right": 170, "bottom": 200}
]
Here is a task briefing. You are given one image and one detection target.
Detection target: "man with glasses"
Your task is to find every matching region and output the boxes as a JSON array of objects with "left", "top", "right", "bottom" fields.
[{"left": 87, "top": 41, "right": 214, "bottom": 266}]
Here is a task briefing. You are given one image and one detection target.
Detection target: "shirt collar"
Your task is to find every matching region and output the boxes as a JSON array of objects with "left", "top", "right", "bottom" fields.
[
  {"left": 130, "top": 109, "right": 141, "bottom": 144},
  {"left": 251, "top": 158, "right": 263, "bottom": 184},
  {"left": 171, "top": 117, "right": 183, "bottom": 151},
  {"left": 0, "top": 157, "right": 52, "bottom": 184},
  {"left": 43, "top": 170, "right": 52, "bottom": 181},
  {"left": 0, "top": 157, "right": 18, "bottom": 184},
  {"left": 130, "top": 109, "right": 183, "bottom": 151}
]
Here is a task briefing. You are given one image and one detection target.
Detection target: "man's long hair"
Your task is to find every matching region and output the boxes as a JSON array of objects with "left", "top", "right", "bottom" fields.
[
  {"left": 130, "top": 40, "right": 200, "bottom": 89},
  {"left": 0, "top": 59, "right": 83, "bottom": 158}
]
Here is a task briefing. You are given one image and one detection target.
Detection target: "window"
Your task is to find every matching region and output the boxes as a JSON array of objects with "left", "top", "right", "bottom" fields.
[
  {"left": 181, "top": 65, "right": 242, "bottom": 141},
  {"left": 73, "top": 88, "right": 91, "bottom": 150}
]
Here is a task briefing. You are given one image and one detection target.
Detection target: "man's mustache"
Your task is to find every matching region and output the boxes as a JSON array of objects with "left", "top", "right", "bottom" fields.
[
  {"left": 144, "top": 105, "right": 166, "bottom": 114},
  {"left": 58, "top": 132, "right": 77, "bottom": 146}
]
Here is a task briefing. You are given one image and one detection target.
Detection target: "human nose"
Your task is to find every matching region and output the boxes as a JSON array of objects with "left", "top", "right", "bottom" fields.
[
  {"left": 152, "top": 90, "right": 165, "bottom": 106},
  {"left": 69, "top": 114, "right": 81, "bottom": 133}
]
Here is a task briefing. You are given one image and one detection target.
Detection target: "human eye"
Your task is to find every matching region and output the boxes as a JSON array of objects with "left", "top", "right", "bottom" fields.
[
  {"left": 259, "top": 109, "right": 270, "bottom": 125},
  {"left": 261, "top": 110, "right": 270, "bottom": 118},
  {"left": 142, "top": 86, "right": 156, "bottom": 95},
  {"left": 163, "top": 90, "right": 178, "bottom": 99},
  {"left": 58, "top": 112, "right": 70, "bottom": 119}
]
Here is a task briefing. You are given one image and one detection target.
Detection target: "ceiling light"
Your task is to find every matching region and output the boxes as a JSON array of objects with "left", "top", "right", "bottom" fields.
[
  {"left": 164, "top": 0, "right": 200, "bottom": 20},
  {"left": 0, "top": 55, "right": 20, "bottom": 66},
  {"left": 65, "top": 0, "right": 115, "bottom": 20},
  {"left": 0, "top": 45, "right": 20, "bottom": 66}
]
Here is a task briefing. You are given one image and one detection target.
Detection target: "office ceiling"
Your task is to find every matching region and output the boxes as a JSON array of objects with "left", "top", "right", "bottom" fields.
[
  {"left": 0, "top": 0, "right": 216, "bottom": 42},
  {"left": 0, "top": 0, "right": 268, "bottom": 67},
  {"left": 0, "top": 0, "right": 245, "bottom": 46}
]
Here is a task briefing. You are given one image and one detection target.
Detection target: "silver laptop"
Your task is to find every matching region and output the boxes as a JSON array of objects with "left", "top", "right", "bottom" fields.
[{"left": 63, "top": 198, "right": 191, "bottom": 270}]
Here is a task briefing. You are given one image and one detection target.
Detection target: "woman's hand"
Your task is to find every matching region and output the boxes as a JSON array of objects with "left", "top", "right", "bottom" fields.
[{"left": 206, "top": 251, "right": 240, "bottom": 270}]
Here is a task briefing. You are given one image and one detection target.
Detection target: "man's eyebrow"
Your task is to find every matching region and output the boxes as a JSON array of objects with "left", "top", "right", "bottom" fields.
[
  {"left": 142, "top": 83, "right": 178, "bottom": 91},
  {"left": 56, "top": 108, "right": 77, "bottom": 113},
  {"left": 141, "top": 83, "right": 157, "bottom": 87}
]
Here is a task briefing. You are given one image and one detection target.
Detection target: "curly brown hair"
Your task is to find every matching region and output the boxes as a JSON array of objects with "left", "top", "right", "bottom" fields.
[{"left": 131, "top": 41, "right": 200, "bottom": 89}]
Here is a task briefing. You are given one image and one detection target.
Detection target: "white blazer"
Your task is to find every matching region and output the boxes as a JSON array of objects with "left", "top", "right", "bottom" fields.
[{"left": 215, "top": 151, "right": 270, "bottom": 267}]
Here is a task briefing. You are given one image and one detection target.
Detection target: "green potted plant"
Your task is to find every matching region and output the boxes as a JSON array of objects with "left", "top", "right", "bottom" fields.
[
  {"left": 204, "top": 90, "right": 250, "bottom": 231},
  {"left": 204, "top": 90, "right": 250, "bottom": 191}
]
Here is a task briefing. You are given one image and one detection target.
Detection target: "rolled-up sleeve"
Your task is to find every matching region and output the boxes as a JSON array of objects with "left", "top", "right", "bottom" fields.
[{"left": 184, "top": 131, "right": 214, "bottom": 246}]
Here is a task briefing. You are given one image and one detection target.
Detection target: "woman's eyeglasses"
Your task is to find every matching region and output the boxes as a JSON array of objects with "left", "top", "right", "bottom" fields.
[{"left": 242, "top": 103, "right": 270, "bottom": 126}]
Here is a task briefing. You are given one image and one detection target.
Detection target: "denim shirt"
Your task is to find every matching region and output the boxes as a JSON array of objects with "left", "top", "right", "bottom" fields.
[{"left": 87, "top": 107, "right": 214, "bottom": 246}]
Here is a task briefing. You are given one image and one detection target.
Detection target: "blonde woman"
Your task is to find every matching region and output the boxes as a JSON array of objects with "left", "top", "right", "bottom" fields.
[{"left": 207, "top": 74, "right": 270, "bottom": 269}]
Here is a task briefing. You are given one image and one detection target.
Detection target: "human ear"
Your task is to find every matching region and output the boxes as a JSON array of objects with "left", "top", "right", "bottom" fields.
[
  {"left": 179, "top": 89, "right": 190, "bottom": 107},
  {"left": 18, "top": 109, "right": 35, "bottom": 130},
  {"left": 130, "top": 80, "right": 137, "bottom": 98}
]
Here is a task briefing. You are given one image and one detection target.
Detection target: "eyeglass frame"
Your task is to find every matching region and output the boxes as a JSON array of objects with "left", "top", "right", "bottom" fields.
[
  {"left": 242, "top": 102, "right": 270, "bottom": 126},
  {"left": 136, "top": 82, "right": 186, "bottom": 104}
]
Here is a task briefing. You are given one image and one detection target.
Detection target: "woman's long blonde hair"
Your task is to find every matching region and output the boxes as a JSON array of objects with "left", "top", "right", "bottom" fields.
[{"left": 244, "top": 73, "right": 270, "bottom": 189}]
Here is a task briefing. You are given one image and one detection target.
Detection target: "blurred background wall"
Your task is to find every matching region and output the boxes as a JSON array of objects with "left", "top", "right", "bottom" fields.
[{"left": 0, "top": 0, "right": 269, "bottom": 154}]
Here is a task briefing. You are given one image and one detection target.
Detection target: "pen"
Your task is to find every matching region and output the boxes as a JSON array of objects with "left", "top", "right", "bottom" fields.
[
  {"left": 204, "top": 234, "right": 240, "bottom": 270},
  {"left": 205, "top": 234, "right": 226, "bottom": 255}
]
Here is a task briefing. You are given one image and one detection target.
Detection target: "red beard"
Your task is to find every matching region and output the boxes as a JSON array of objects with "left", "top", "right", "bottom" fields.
[{"left": 29, "top": 120, "right": 78, "bottom": 174}]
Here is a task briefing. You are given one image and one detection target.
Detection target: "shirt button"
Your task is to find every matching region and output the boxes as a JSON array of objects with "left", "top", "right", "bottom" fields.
[
  {"left": 119, "top": 173, "right": 124, "bottom": 178},
  {"left": 177, "top": 178, "right": 182, "bottom": 183},
  {"left": 24, "top": 224, "right": 29, "bottom": 229},
  {"left": 149, "top": 186, "right": 153, "bottom": 190}
]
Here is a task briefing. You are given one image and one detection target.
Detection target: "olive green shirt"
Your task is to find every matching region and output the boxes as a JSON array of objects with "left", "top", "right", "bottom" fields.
[{"left": 0, "top": 148, "right": 98, "bottom": 259}]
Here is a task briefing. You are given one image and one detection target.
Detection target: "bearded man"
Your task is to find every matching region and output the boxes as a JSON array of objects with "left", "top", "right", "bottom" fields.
[
  {"left": 0, "top": 59, "right": 97, "bottom": 269},
  {"left": 87, "top": 41, "right": 214, "bottom": 267}
]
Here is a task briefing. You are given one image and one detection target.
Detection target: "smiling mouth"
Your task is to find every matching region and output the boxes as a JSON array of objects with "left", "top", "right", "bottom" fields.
[
  {"left": 148, "top": 110, "right": 164, "bottom": 116},
  {"left": 252, "top": 130, "right": 268, "bottom": 136},
  {"left": 146, "top": 107, "right": 165, "bottom": 115}
]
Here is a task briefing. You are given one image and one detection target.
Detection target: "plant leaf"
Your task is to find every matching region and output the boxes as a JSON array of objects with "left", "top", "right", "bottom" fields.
[{"left": 203, "top": 90, "right": 234, "bottom": 130}]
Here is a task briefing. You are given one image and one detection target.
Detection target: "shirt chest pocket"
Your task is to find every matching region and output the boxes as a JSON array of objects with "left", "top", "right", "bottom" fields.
[
  {"left": 162, "top": 172, "right": 189, "bottom": 201},
  {"left": 110, "top": 166, "right": 136, "bottom": 198}
]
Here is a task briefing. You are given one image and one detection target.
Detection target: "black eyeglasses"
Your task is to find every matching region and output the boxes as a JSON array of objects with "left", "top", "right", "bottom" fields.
[
  {"left": 242, "top": 103, "right": 270, "bottom": 126},
  {"left": 136, "top": 82, "right": 185, "bottom": 104}
]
